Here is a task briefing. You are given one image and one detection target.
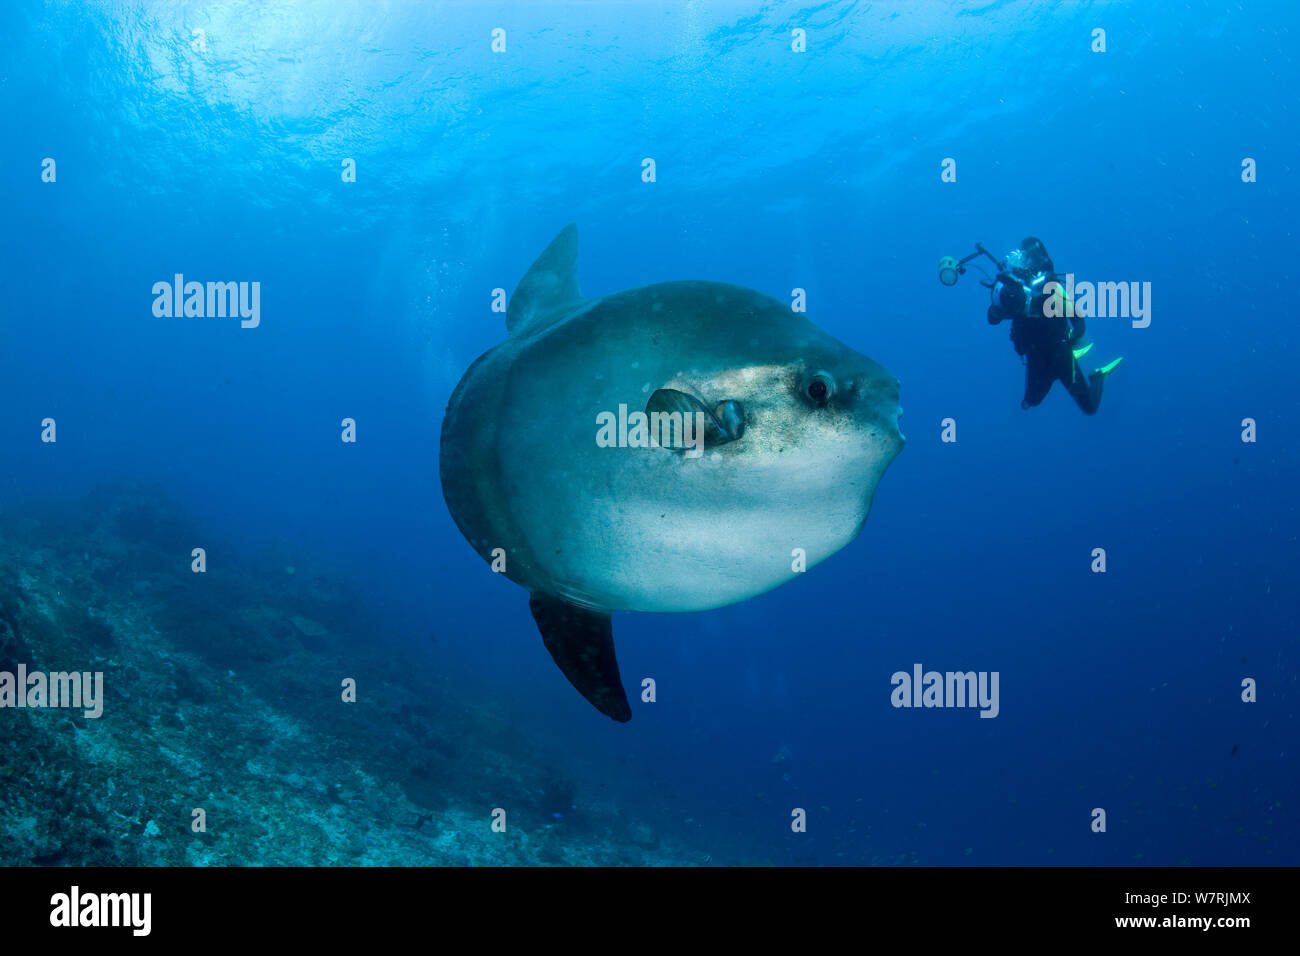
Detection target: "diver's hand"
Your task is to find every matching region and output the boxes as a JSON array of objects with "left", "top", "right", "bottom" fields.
[{"left": 987, "top": 305, "right": 1004, "bottom": 325}]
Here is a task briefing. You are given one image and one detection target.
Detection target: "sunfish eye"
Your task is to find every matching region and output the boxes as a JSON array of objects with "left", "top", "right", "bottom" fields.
[{"left": 806, "top": 371, "right": 835, "bottom": 405}]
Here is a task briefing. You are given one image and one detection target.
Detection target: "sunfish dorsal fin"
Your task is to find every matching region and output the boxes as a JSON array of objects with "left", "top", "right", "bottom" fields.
[{"left": 507, "top": 224, "right": 583, "bottom": 334}]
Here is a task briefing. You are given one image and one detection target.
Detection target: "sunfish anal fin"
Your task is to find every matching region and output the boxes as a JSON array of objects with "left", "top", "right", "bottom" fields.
[
  {"left": 645, "top": 388, "right": 745, "bottom": 451},
  {"left": 529, "top": 594, "right": 631, "bottom": 722}
]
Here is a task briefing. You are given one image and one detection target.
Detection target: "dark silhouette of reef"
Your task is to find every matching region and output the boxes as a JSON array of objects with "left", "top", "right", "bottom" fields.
[{"left": 0, "top": 481, "right": 706, "bottom": 865}]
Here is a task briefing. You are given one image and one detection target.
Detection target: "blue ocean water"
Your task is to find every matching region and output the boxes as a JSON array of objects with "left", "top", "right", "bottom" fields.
[{"left": 0, "top": 0, "right": 1295, "bottom": 866}]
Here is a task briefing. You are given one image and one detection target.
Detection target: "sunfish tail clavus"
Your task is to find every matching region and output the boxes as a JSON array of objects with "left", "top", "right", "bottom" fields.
[{"left": 439, "top": 225, "right": 904, "bottom": 721}]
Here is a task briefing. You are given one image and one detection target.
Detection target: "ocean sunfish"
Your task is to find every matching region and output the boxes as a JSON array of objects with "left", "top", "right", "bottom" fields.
[{"left": 440, "top": 225, "right": 903, "bottom": 721}]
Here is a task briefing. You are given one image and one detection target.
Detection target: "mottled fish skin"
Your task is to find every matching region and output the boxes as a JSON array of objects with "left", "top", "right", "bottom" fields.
[{"left": 439, "top": 225, "right": 903, "bottom": 718}]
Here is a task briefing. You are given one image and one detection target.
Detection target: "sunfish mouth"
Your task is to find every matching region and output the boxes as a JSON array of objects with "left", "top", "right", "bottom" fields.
[{"left": 850, "top": 371, "right": 904, "bottom": 441}]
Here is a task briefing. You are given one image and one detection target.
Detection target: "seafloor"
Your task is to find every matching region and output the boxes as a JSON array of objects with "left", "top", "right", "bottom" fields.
[{"left": 0, "top": 482, "right": 751, "bottom": 866}]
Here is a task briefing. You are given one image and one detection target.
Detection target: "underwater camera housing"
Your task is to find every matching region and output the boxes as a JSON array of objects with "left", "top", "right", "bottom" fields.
[{"left": 990, "top": 272, "right": 1027, "bottom": 315}]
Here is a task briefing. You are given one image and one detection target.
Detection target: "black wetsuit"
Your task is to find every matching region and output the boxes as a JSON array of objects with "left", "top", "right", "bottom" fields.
[{"left": 988, "top": 286, "right": 1105, "bottom": 415}]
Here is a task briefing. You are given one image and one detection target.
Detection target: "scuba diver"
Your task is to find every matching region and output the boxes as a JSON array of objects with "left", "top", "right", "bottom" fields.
[{"left": 939, "top": 237, "right": 1123, "bottom": 414}]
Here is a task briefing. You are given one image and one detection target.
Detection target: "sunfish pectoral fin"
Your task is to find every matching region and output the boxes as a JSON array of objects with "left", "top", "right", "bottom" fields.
[
  {"left": 528, "top": 594, "right": 631, "bottom": 722},
  {"left": 713, "top": 399, "right": 745, "bottom": 441},
  {"left": 645, "top": 389, "right": 745, "bottom": 451}
]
